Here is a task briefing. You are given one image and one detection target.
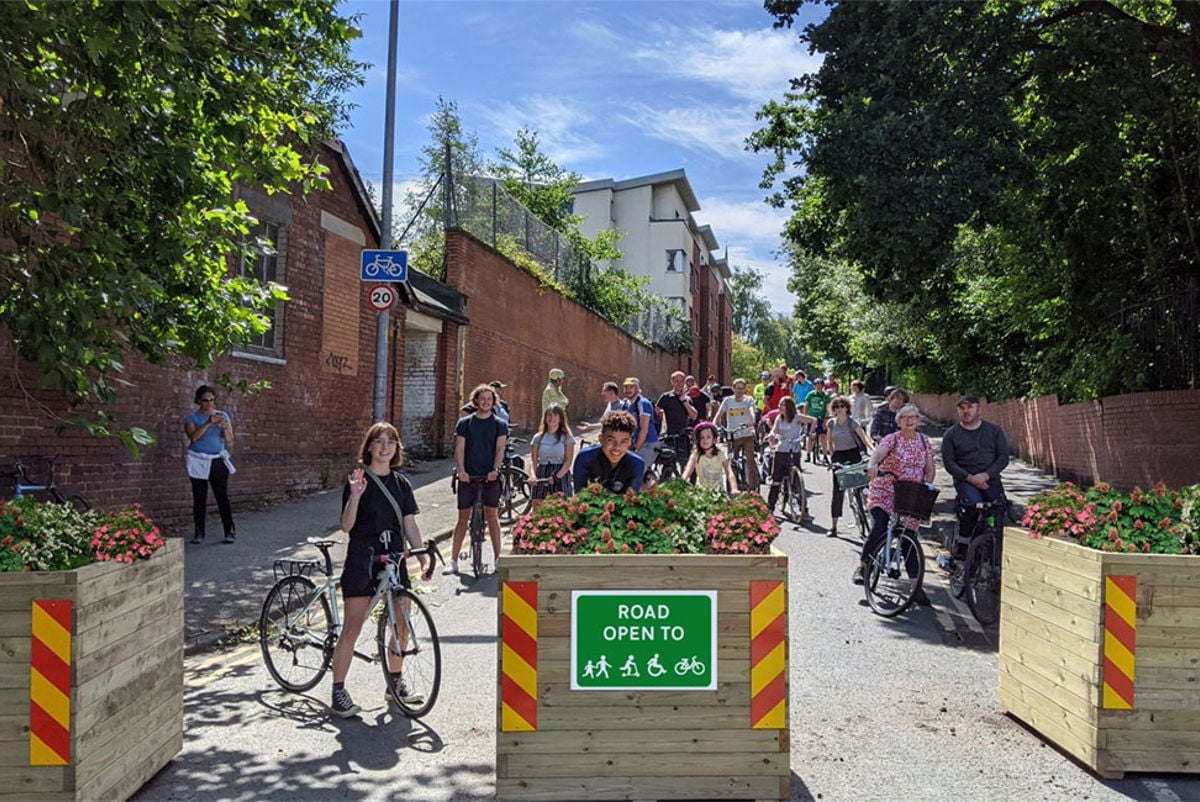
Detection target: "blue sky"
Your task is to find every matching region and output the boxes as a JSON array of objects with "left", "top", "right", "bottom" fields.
[{"left": 337, "top": 0, "right": 826, "bottom": 314}]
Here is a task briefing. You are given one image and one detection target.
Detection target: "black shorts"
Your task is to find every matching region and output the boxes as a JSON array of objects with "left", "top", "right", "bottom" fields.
[
  {"left": 340, "top": 543, "right": 384, "bottom": 598},
  {"left": 456, "top": 477, "right": 501, "bottom": 510}
]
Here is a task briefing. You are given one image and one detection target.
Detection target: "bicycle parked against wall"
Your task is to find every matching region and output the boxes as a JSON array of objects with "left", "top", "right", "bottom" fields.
[
  {"left": 258, "top": 537, "right": 443, "bottom": 718},
  {"left": 1, "top": 457, "right": 91, "bottom": 511}
]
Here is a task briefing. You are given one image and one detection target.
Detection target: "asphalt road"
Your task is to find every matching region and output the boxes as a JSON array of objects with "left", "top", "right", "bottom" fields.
[{"left": 133, "top": 434, "right": 1200, "bottom": 802}]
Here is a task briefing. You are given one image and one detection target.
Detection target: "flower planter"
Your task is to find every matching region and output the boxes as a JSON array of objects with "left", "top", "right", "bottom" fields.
[
  {"left": 496, "top": 550, "right": 789, "bottom": 801},
  {"left": 999, "top": 527, "right": 1200, "bottom": 778},
  {"left": 0, "top": 538, "right": 184, "bottom": 800}
]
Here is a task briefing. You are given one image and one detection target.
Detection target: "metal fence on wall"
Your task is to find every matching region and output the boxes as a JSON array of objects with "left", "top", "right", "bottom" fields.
[
  {"left": 1111, "top": 275, "right": 1198, "bottom": 390},
  {"left": 444, "top": 173, "right": 683, "bottom": 350}
]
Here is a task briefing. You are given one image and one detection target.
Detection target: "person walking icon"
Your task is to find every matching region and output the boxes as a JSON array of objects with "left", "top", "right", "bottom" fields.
[{"left": 594, "top": 654, "right": 611, "bottom": 679}]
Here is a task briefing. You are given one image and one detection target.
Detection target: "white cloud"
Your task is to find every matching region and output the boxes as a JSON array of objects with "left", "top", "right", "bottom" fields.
[
  {"left": 617, "top": 101, "right": 761, "bottom": 159},
  {"left": 629, "top": 25, "right": 819, "bottom": 102},
  {"left": 476, "top": 96, "right": 608, "bottom": 165},
  {"left": 694, "top": 196, "right": 790, "bottom": 243}
]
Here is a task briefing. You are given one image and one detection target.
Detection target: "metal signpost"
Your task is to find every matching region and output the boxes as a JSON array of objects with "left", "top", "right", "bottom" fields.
[{"left": 570, "top": 590, "right": 717, "bottom": 691}]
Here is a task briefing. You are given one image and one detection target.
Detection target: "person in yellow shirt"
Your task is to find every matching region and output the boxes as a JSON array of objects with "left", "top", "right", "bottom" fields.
[
  {"left": 542, "top": 368, "right": 569, "bottom": 415},
  {"left": 752, "top": 370, "right": 769, "bottom": 409}
]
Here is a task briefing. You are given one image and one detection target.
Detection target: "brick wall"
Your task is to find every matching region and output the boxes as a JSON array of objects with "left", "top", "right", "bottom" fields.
[
  {"left": 442, "top": 229, "right": 684, "bottom": 442},
  {"left": 0, "top": 143, "right": 384, "bottom": 531},
  {"left": 913, "top": 389, "right": 1200, "bottom": 491}
]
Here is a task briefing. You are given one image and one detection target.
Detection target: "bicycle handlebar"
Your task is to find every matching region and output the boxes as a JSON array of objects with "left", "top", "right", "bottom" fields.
[{"left": 376, "top": 539, "right": 444, "bottom": 581}]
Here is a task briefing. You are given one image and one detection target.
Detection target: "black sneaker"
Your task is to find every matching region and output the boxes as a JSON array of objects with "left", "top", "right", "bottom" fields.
[
  {"left": 190, "top": 533, "right": 205, "bottom": 545},
  {"left": 387, "top": 678, "right": 426, "bottom": 708},
  {"left": 911, "top": 586, "right": 932, "bottom": 607},
  {"left": 223, "top": 531, "right": 236, "bottom": 544},
  {"left": 852, "top": 566, "right": 865, "bottom": 585},
  {"left": 331, "top": 687, "right": 360, "bottom": 718}
]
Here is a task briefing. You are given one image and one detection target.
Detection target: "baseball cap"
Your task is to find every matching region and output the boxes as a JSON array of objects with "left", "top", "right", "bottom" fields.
[
  {"left": 489, "top": 380, "right": 507, "bottom": 389},
  {"left": 623, "top": 376, "right": 640, "bottom": 386},
  {"left": 957, "top": 394, "right": 980, "bottom": 406},
  {"left": 548, "top": 368, "right": 564, "bottom": 380}
]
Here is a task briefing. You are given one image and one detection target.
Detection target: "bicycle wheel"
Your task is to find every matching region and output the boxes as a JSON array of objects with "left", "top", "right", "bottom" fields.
[
  {"left": 379, "top": 588, "right": 441, "bottom": 718},
  {"left": 850, "top": 489, "right": 869, "bottom": 540},
  {"left": 782, "top": 466, "right": 807, "bottom": 523},
  {"left": 865, "top": 529, "right": 925, "bottom": 617},
  {"left": 470, "top": 504, "right": 485, "bottom": 579},
  {"left": 51, "top": 489, "right": 92, "bottom": 512},
  {"left": 498, "top": 468, "right": 531, "bottom": 524},
  {"left": 964, "top": 531, "right": 1002, "bottom": 625},
  {"left": 259, "top": 575, "right": 333, "bottom": 692}
]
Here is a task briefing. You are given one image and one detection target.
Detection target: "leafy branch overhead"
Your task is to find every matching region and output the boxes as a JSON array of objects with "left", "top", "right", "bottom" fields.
[
  {"left": 0, "top": 0, "right": 364, "bottom": 443},
  {"left": 752, "top": 0, "right": 1200, "bottom": 401}
]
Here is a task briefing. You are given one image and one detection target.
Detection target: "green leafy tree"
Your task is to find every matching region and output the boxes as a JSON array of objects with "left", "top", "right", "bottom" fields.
[
  {"left": 753, "top": 0, "right": 1200, "bottom": 401},
  {"left": 0, "top": 0, "right": 363, "bottom": 447}
]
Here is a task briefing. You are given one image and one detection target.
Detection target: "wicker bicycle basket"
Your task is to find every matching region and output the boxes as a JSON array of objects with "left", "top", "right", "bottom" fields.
[{"left": 893, "top": 481, "right": 939, "bottom": 522}]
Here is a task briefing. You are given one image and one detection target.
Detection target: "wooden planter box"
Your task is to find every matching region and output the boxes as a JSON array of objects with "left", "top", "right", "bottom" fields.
[
  {"left": 999, "top": 527, "right": 1200, "bottom": 778},
  {"left": 496, "top": 551, "right": 790, "bottom": 802},
  {"left": 0, "top": 538, "right": 184, "bottom": 800}
]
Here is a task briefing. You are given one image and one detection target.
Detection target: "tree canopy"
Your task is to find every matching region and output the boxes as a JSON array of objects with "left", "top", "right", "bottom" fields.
[
  {"left": 0, "top": 0, "right": 363, "bottom": 446},
  {"left": 752, "top": 0, "right": 1200, "bottom": 401}
]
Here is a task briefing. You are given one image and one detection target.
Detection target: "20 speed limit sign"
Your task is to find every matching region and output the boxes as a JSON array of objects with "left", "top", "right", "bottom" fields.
[{"left": 367, "top": 284, "right": 397, "bottom": 312}]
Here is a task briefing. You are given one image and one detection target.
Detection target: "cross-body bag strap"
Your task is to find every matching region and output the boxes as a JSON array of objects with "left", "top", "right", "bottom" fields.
[{"left": 364, "top": 470, "right": 406, "bottom": 548}]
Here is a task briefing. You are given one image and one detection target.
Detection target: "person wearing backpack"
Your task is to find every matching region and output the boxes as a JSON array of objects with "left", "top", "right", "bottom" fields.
[{"left": 621, "top": 377, "right": 658, "bottom": 477}]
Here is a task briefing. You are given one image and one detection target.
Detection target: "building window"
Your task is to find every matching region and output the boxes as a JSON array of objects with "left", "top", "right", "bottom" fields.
[
  {"left": 237, "top": 220, "right": 285, "bottom": 356},
  {"left": 666, "top": 249, "right": 686, "bottom": 273}
]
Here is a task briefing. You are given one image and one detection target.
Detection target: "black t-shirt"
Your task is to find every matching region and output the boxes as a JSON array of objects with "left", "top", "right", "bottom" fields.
[
  {"left": 657, "top": 390, "right": 706, "bottom": 435},
  {"left": 455, "top": 413, "right": 509, "bottom": 476},
  {"left": 572, "top": 444, "right": 645, "bottom": 494},
  {"left": 341, "top": 470, "right": 419, "bottom": 547}
]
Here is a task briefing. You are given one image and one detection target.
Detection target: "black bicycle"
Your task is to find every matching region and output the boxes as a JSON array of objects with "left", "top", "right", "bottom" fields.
[
  {"left": 649, "top": 435, "right": 686, "bottom": 484},
  {"left": 946, "top": 499, "right": 1012, "bottom": 624},
  {"left": 719, "top": 425, "right": 755, "bottom": 492},
  {"left": 498, "top": 437, "right": 531, "bottom": 524},
  {"left": 451, "top": 472, "right": 490, "bottom": 579},
  {"left": 772, "top": 448, "right": 807, "bottom": 524}
]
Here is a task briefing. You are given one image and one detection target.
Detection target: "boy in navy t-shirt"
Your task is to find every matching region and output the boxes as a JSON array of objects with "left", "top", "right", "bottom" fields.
[{"left": 573, "top": 410, "right": 645, "bottom": 495}]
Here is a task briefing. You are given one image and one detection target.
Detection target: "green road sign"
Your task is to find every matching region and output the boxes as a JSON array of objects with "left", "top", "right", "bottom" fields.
[{"left": 570, "top": 590, "right": 717, "bottom": 690}]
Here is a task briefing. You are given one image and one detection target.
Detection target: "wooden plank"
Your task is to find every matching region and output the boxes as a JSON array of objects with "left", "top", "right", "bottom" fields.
[
  {"left": 1135, "top": 646, "right": 1200, "bottom": 669},
  {"left": 0, "top": 764, "right": 68, "bottom": 796},
  {"left": 1098, "top": 708, "right": 1200, "bottom": 731},
  {"left": 495, "top": 774, "right": 785, "bottom": 801},
  {"left": 497, "top": 728, "right": 783, "bottom": 755},
  {"left": 74, "top": 586, "right": 183, "bottom": 655},
  {"left": 74, "top": 565, "right": 182, "bottom": 636},
  {"left": 1136, "top": 625, "right": 1200, "bottom": 648},
  {"left": 74, "top": 685, "right": 180, "bottom": 793},
  {"left": 506, "top": 750, "right": 787, "bottom": 777},
  {"left": 1095, "top": 749, "right": 1200, "bottom": 775},
  {"left": 74, "top": 652, "right": 182, "bottom": 751},
  {"left": 73, "top": 600, "right": 182, "bottom": 686},
  {"left": 536, "top": 682, "right": 748, "bottom": 709},
  {"left": 76, "top": 705, "right": 182, "bottom": 802},
  {"left": 72, "top": 540, "right": 183, "bottom": 606},
  {"left": 1136, "top": 666, "right": 1200, "bottom": 690},
  {"left": 1141, "top": 584, "right": 1200, "bottom": 608},
  {"left": 1106, "top": 726, "right": 1200, "bottom": 751},
  {"left": 998, "top": 648, "right": 1099, "bottom": 725},
  {"left": 74, "top": 633, "right": 181, "bottom": 713},
  {"left": 999, "top": 684, "right": 1099, "bottom": 770},
  {"left": 998, "top": 618, "right": 1102, "bottom": 686},
  {"left": 532, "top": 698, "right": 762, "bottom": 731},
  {"left": 1133, "top": 688, "right": 1200, "bottom": 711},
  {"left": 999, "top": 594, "right": 1103, "bottom": 652},
  {"left": 1002, "top": 551, "right": 1103, "bottom": 614},
  {"left": 1138, "top": 605, "right": 1200, "bottom": 629},
  {"left": 0, "top": 583, "right": 74, "bottom": 615},
  {"left": 1003, "top": 530, "right": 1102, "bottom": 580}
]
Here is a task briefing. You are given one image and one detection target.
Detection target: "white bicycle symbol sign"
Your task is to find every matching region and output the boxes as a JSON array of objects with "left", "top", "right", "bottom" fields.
[
  {"left": 363, "top": 255, "right": 405, "bottom": 279},
  {"left": 674, "top": 655, "right": 706, "bottom": 676}
]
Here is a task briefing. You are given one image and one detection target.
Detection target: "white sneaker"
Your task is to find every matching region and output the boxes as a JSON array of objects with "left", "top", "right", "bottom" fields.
[
  {"left": 442, "top": 559, "right": 459, "bottom": 575},
  {"left": 492, "top": 558, "right": 500, "bottom": 572}
]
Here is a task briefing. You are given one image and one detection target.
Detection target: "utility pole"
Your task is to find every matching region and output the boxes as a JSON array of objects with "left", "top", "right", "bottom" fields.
[{"left": 373, "top": 0, "right": 400, "bottom": 423}]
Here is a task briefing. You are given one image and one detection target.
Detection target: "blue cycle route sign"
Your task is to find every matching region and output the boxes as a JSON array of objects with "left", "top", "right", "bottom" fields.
[{"left": 360, "top": 249, "right": 408, "bottom": 282}]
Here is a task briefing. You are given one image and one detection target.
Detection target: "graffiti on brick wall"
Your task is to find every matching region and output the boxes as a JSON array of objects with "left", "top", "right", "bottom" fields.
[{"left": 324, "top": 351, "right": 352, "bottom": 373}]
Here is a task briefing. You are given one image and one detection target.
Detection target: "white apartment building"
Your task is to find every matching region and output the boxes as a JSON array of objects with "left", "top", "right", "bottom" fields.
[{"left": 572, "top": 169, "right": 733, "bottom": 382}]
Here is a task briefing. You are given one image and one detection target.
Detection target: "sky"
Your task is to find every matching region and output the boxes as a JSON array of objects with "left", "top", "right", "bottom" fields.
[{"left": 336, "top": 0, "right": 827, "bottom": 315}]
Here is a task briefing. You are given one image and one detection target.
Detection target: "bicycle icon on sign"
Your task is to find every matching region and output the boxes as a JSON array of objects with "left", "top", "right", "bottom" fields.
[
  {"left": 674, "top": 655, "right": 706, "bottom": 676},
  {"left": 363, "top": 255, "right": 405, "bottom": 279}
]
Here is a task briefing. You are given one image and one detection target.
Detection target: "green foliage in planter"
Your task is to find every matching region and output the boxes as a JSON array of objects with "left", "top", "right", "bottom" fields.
[
  {"left": 0, "top": 498, "right": 166, "bottom": 571},
  {"left": 1022, "top": 481, "right": 1196, "bottom": 555},
  {"left": 511, "top": 481, "right": 779, "bottom": 556}
]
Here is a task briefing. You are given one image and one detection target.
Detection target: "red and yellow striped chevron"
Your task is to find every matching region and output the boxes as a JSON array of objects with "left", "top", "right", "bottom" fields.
[
  {"left": 1102, "top": 575, "right": 1137, "bottom": 710},
  {"left": 750, "top": 580, "right": 786, "bottom": 729},
  {"left": 501, "top": 581, "right": 538, "bottom": 731},
  {"left": 30, "top": 599, "right": 72, "bottom": 766}
]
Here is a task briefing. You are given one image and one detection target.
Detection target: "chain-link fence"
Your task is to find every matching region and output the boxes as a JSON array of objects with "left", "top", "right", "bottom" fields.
[
  {"left": 444, "top": 173, "right": 687, "bottom": 350},
  {"left": 1110, "top": 275, "right": 1199, "bottom": 390}
]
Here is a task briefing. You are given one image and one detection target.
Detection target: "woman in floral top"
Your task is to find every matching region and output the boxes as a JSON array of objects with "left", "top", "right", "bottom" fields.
[{"left": 853, "top": 404, "right": 936, "bottom": 605}]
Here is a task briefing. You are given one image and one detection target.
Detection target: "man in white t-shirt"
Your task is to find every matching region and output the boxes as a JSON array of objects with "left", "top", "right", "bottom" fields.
[{"left": 714, "top": 378, "right": 759, "bottom": 491}]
